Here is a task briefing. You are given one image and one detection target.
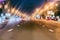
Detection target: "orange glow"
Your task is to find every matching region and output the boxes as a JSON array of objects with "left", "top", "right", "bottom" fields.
[
  {"left": 45, "top": 6, "right": 49, "bottom": 10},
  {"left": 11, "top": 8, "right": 15, "bottom": 13},
  {"left": 31, "top": 0, "right": 58, "bottom": 19},
  {"left": 4, "top": 0, "right": 59, "bottom": 20},
  {"left": 55, "top": 3, "right": 58, "bottom": 7}
]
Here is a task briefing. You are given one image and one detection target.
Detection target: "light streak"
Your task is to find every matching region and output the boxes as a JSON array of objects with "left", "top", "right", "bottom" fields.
[
  {"left": 4, "top": 2, "right": 28, "bottom": 18},
  {"left": 17, "top": 0, "right": 26, "bottom": 11},
  {"left": 31, "top": 0, "right": 59, "bottom": 19},
  {"left": 2, "top": 0, "right": 59, "bottom": 22}
]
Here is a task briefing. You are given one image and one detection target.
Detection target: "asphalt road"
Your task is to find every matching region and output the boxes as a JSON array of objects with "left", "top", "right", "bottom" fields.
[{"left": 0, "top": 20, "right": 60, "bottom": 40}]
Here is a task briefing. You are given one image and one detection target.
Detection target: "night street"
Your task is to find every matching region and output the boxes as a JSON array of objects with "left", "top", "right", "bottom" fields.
[{"left": 0, "top": 0, "right": 60, "bottom": 40}]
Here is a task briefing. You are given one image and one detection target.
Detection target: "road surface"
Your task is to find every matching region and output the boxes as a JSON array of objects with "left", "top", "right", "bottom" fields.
[{"left": 0, "top": 20, "right": 60, "bottom": 40}]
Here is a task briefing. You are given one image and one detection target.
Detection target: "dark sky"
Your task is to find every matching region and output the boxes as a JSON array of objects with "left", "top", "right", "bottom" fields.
[{"left": 10, "top": 0, "right": 45, "bottom": 14}]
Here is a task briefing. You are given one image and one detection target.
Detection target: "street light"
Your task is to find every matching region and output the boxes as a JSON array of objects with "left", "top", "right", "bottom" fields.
[
  {"left": 55, "top": 3, "right": 58, "bottom": 7},
  {"left": 11, "top": 8, "right": 16, "bottom": 13},
  {"left": 4, "top": 4, "right": 8, "bottom": 9}
]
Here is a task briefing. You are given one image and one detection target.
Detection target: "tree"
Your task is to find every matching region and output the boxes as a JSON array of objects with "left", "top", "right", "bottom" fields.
[
  {"left": 0, "top": 8, "right": 2, "bottom": 16},
  {"left": 55, "top": 11, "right": 60, "bottom": 16}
]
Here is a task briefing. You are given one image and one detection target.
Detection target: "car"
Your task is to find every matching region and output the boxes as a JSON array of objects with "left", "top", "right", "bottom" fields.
[
  {"left": 45, "top": 16, "right": 51, "bottom": 20},
  {"left": 50, "top": 15, "right": 55, "bottom": 20},
  {"left": 0, "top": 19, "right": 8, "bottom": 29},
  {"left": 35, "top": 14, "right": 41, "bottom": 19}
]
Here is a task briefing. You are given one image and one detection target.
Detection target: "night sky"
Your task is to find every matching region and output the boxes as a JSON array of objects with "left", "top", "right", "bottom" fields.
[{"left": 10, "top": 0, "right": 45, "bottom": 14}]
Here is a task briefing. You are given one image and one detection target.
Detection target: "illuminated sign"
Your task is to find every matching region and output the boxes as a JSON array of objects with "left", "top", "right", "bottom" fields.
[{"left": 0, "top": 0, "right": 5, "bottom": 2}]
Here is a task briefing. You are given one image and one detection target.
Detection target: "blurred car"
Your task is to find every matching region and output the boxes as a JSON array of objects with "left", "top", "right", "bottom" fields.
[
  {"left": 45, "top": 16, "right": 51, "bottom": 20},
  {"left": 58, "top": 18, "right": 60, "bottom": 22},
  {"left": 35, "top": 14, "right": 41, "bottom": 19},
  {"left": 0, "top": 19, "right": 8, "bottom": 29},
  {"left": 50, "top": 15, "right": 55, "bottom": 20}
]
